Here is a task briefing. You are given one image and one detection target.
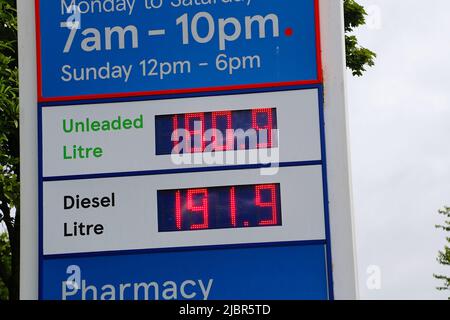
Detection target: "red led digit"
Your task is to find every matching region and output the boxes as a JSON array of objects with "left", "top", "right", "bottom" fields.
[
  {"left": 251, "top": 109, "right": 273, "bottom": 148},
  {"left": 187, "top": 188, "right": 209, "bottom": 230},
  {"left": 230, "top": 187, "right": 237, "bottom": 227},
  {"left": 185, "top": 113, "right": 205, "bottom": 153},
  {"left": 212, "top": 111, "right": 233, "bottom": 151},
  {"left": 175, "top": 190, "right": 182, "bottom": 230},
  {"left": 172, "top": 115, "right": 180, "bottom": 153},
  {"left": 255, "top": 184, "right": 278, "bottom": 226}
]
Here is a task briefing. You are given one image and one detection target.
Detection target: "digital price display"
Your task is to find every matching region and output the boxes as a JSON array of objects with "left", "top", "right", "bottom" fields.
[
  {"left": 158, "top": 183, "right": 282, "bottom": 232},
  {"left": 155, "top": 108, "right": 278, "bottom": 155}
]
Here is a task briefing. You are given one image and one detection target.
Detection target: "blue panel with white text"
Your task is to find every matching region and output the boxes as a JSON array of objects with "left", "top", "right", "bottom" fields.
[{"left": 42, "top": 244, "right": 328, "bottom": 300}]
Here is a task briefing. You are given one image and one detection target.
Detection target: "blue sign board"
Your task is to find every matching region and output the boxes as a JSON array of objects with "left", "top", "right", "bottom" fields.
[
  {"left": 37, "top": 0, "right": 334, "bottom": 300},
  {"left": 42, "top": 244, "right": 329, "bottom": 300},
  {"left": 37, "top": 0, "right": 321, "bottom": 101}
]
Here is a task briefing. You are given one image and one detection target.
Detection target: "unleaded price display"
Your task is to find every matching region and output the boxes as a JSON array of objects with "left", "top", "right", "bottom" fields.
[{"left": 155, "top": 108, "right": 278, "bottom": 155}]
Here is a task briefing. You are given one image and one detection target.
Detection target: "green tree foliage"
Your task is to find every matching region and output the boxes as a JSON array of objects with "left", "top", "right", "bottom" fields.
[
  {"left": 434, "top": 207, "right": 450, "bottom": 298},
  {"left": 344, "top": 0, "right": 376, "bottom": 76},
  {"left": 0, "top": 0, "right": 19, "bottom": 301},
  {"left": 0, "top": 0, "right": 374, "bottom": 300},
  {"left": 0, "top": 232, "right": 11, "bottom": 300}
]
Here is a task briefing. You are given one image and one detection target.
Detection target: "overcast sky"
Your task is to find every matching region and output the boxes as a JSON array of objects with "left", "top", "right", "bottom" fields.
[{"left": 348, "top": 0, "right": 450, "bottom": 299}]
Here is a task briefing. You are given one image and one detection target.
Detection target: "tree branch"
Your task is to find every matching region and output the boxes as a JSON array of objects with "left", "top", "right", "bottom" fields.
[
  {"left": 0, "top": 255, "right": 11, "bottom": 290},
  {"left": 0, "top": 195, "right": 14, "bottom": 244}
]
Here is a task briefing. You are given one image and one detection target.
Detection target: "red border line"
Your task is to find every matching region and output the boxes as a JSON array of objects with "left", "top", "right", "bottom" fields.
[
  {"left": 35, "top": 0, "right": 324, "bottom": 103},
  {"left": 40, "top": 80, "right": 322, "bottom": 103},
  {"left": 314, "top": 0, "right": 324, "bottom": 83},
  {"left": 35, "top": 0, "right": 43, "bottom": 100}
]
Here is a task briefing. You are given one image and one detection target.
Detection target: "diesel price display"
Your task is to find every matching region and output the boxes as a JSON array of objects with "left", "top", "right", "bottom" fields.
[
  {"left": 158, "top": 183, "right": 282, "bottom": 232},
  {"left": 37, "top": 0, "right": 320, "bottom": 100}
]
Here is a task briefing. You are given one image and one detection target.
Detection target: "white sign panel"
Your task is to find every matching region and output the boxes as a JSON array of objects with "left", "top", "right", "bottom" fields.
[
  {"left": 43, "top": 166, "right": 325, "bottom": 255},
  {"left": 42, "top": 89, "right": 322, "bottom": 177}
]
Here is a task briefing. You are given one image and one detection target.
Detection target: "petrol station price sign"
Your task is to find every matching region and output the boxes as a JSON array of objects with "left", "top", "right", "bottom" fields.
[{"left": 18, "top": 0, "right": 356, "bottom": 300}]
